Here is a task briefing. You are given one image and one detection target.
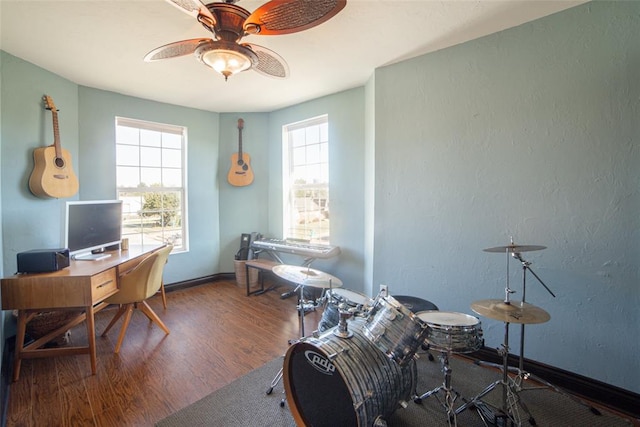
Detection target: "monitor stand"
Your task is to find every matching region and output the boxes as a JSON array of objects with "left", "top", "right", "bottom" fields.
[{"left": 73, "top": 252, "right": 112, "bottom": 261}]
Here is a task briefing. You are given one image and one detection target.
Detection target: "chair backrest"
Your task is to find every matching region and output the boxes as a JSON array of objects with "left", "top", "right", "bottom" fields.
[
  {"left": 117, "top": 244, "right": 173, "bottom": 302},
  {"left": 144, "top": 244, "right": 172, "bottom": 298}
]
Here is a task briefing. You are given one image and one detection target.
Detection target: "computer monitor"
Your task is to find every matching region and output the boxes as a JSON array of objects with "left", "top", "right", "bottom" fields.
[{"left": 64, "top": 200, "right": 123, "bottom": 261}]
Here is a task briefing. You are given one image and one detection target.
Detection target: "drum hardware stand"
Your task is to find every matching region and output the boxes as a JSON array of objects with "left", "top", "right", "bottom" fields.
[
  {"left": 504, "top": 254, "right": 599, "bottom": 415},
  {"left": 266, "top": 278, "right": 334, "bottom": 406},
  {"left": 333, "top": 305, "right": 354, "bottom": 338},
  {"left": 415, "top": 350, "right": 465, "bottom": 426},
  {"left": 455, "top": 320, "right": 531, "bottom": 426},
  {"left": 456, "top": 247, "right": 536, "bottom": 426},
  {"left": 460, "top": 246, "right": 558, "bottom": 426},
  {"left": 511, "top": 251, "right": 554, "bottom": 379}
]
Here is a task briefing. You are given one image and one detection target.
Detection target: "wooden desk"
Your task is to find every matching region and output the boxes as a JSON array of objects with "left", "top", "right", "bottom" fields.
[{"left": 1, "top": 245, "right": 160, "bottom": 381}]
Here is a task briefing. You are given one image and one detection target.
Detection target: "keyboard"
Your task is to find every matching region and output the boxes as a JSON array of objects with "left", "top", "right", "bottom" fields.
[{"left": 251, "top": 238, "right": 341, "bottom": 259}]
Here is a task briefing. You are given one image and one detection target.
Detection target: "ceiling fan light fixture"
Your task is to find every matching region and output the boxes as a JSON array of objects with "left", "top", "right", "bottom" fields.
[
  {"left": 203, "top": 49, "right": 251, "bottom": 80},
  {"left": 196, "top": 41, "right": 258, "bottom": 81},
  {"left": 154, "top": 0, "right": 346, "bottom": 79}
]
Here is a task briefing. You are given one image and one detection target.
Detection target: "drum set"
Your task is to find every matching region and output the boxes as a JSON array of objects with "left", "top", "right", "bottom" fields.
[{"left": 269, "top": 241, "right": 556, "bottom": 427}]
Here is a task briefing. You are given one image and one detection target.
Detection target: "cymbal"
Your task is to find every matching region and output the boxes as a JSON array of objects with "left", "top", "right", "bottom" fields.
[
  {"left": 471, "top": 299, "right": 550, "bottom": 324},
  {"left": 483, "top": 244, "right": 547, "bottom": 253},
  {"left": 272, "top": 265, "right": 343, "bottom": 289}
]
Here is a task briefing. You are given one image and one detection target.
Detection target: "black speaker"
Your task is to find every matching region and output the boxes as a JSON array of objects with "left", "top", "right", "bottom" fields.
[
  {"left": 235, "top": 234, "right": 252, "bottom": 260},
  {"left": 17, "top": 248, "right": 70, "bottom": 273},
  {"left": 248, "top": 232, "right": 262, "bottom": 260}
]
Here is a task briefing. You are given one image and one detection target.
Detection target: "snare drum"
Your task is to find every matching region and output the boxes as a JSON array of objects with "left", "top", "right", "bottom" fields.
[
  {"left": 417, "top": 311, "right": 483, "bottom": 353},
  {"left": 284, "top": 318, "right": 416, "bottom": 427},
  {"left": 363, "top": 295, "right": 430, "bottom": 366},
  {"left": 317, "top": 288, "right": 373, "bottom": 332}
]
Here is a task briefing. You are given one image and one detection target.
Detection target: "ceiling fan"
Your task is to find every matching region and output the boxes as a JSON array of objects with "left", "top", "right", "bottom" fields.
[{"left": 145, "top": 0, "right": 347, "bottom": 81}]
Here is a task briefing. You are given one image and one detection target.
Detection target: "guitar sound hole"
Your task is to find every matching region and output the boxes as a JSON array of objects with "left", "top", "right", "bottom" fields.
[
  {"left": 242, "top": 164, "right": 248, "bottom": 171},
  {"left": 54, "top": 157, "right": 66, "bottom": 168},
  {"left": 237, "top": 159, "right": 244, "bottom": 166}
]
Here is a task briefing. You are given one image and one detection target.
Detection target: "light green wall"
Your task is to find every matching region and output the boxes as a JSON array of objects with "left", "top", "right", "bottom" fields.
[
  {"left": 218, "top": 113, "right": 271, "bottom": 269},
  {"left": 78, "top": 87, "right": 221, "bottom": 283},
  {"left": 263, "top": 88, "right": 366, "bottom": 290},
  {"left": 0, "top": 53, "right": 79, "bottom": 267},
  {"left": 371, "top": 1, "right": 639, "bottom": 392},
  {"left": 0, "top": 54, "right": 220, "bottom": 285},
  {"left": 215, "top": 90, "right": 367, "bottom": 290}
]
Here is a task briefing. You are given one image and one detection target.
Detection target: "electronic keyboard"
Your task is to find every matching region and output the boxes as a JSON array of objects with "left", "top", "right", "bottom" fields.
[{"left": 251, "top": 238, "right": 340, "bottom": 259}]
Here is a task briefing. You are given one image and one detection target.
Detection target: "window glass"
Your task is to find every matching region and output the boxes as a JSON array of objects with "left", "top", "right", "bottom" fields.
[
  {"left": 116, "top": 117, "right": 187, "bottom": 251},
  {"left": 283, "top": 115, "right": 330, "bottom": 244}
]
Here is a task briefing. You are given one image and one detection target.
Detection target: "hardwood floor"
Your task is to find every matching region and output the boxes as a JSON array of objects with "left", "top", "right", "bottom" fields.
[
  {"left": 5, "top": 280, "right": 639, "bottom": 427},
  {"left": 5, "top": 279, "right": 322, "bottom": 427}
]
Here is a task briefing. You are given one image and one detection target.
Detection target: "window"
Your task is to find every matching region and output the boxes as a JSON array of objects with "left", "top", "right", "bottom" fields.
[
  {"left": 115, "top": 117, "right": 187, "bottom": 252},
  {"left": 283, "top": 115, "right": 330, "bottom": 244}
]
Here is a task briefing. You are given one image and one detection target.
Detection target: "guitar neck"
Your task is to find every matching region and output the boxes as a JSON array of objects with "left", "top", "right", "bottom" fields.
[
  {"left": 51, "top": 108, "right": 62, "bottom": 159},
  {"left": 44, "top": 95, "right": 63, "bottom": 159},
  {"left": 237, "top": 118, "right": 244, "bottom": 157}
]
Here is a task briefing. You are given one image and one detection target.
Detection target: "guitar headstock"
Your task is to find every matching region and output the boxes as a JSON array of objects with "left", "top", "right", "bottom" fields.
[
  {"left": 43, "top": 95, "right": 57, "bottom": 112},
  {"left": 237, "top": 118, "right": 244, "bottom": 130}
]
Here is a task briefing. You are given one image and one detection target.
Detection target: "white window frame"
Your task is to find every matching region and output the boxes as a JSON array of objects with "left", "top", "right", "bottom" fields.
[
  {"left": 115, "top": 117, "right": 188, "bottom": 252},
  {"left": 282, "top": 115, "right": 330, "bottom": 244}
]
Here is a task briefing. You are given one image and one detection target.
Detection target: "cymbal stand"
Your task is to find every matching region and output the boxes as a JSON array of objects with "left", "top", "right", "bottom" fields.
[
  {"left": 456, "top": 247, "right": 535, "bottom": 425},
  {"left": 455, "top": 320, "right": 532, "bottom": 426},
  {"left": 511, "top": 252, "right": 555, "bottom": 386},
  {"left": 507, "top": 255, "right": 597, "bottom": 414}
]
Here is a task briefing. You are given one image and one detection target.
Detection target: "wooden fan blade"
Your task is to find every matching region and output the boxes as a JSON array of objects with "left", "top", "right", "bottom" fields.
[
  {"left": 163, "top": 0, "right": 217, "bottom": 28},
  {"left": 245, "top": 44, "right": 289, "bottom": 79},
  {"left": 144, "top": 38, "right": 210, "bottom": 61},
  {"left": 243, "top": 0, "right": 346, "bottom": 36}
]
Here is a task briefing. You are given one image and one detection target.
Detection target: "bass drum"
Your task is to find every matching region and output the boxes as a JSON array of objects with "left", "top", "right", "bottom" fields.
[{"left": 283, "top": 318, "right": 416, "bottom": 427}]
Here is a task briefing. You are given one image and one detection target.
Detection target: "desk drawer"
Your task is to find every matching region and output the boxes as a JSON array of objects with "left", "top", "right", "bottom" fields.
[{"left": 92, "top": 269, "right": 118, "bottom": 301}]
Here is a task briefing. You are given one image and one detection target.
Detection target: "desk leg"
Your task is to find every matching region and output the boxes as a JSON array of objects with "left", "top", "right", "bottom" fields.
[
  {"left": 85, "top": 306, "right": 97, "bottom": 375},
  {"left": 12, "top": 310, "right": 28, "bottom": 382}
]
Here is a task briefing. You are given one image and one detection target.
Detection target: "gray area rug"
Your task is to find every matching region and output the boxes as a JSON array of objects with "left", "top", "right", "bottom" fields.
[{"left": 157, "top": 346, "right": 631, "bottom": 427}]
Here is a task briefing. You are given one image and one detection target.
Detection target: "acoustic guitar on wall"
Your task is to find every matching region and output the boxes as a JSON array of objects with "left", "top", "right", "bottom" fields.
[
  {"left": 227, "top": 118, "right": 254, "bottom": 186},
  {"left": 29, "top": 95, "right": 79, "bottom": 198}
]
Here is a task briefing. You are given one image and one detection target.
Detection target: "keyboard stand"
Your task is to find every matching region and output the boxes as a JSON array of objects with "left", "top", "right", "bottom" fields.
[{"left": 251, "top": 248, "right": 320, "bottom": 299}]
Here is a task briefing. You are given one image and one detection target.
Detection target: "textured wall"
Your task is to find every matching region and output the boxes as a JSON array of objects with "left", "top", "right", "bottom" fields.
[
  {"left": 78, "top": 87, "right": 220, "bottom": 284},
  {"left": 372, "top": 2, "right": 639, "bottom": 392},
  {"left": 0, "top": 55, "right": 220, "bottom": 286}
]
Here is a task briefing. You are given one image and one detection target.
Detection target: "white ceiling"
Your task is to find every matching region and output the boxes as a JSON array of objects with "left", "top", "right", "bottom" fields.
[{"left": 0, "top": 0, "right": 584, "bottom": 113}]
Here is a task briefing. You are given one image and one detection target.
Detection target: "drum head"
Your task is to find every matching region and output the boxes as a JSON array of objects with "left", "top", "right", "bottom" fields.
[
  {"left": 417, "top": 310, "right": 478, "bottom": 326},
  {"left": 284, "top": 342, "right": 357, "bottom": 427},
  {"left": 332, "top": 288, "right": 371, "bottom": 306}
]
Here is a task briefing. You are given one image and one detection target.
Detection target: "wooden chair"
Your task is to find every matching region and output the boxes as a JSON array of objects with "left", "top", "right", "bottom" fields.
[{"left": 101, "top": 244, "right": 172, "bottom": 353}]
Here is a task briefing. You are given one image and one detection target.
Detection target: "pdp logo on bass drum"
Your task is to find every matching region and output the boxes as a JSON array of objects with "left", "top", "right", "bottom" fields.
[{"left": 304, "top": 350, "right": 336, "bottom": 375}]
